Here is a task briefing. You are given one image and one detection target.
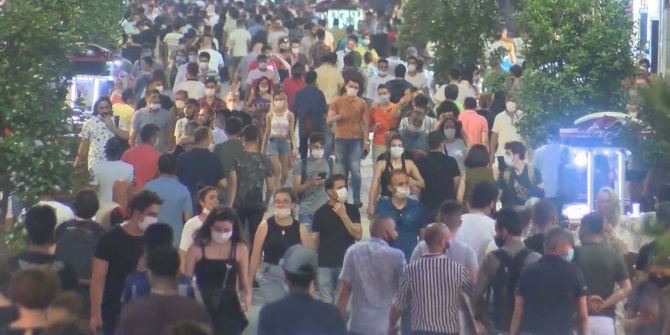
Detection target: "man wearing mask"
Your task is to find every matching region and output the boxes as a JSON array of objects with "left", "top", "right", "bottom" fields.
[
  {"left": 246, "top": 54, "right": 281, "bottom": 94},
  {"left": 172, "top": 46, "right": 199, "bottom": 89},
  {"left": 416, "top": 132, "right": 461, "bottom": 220},
  {"left": 497, "top": 141, "right": 544, "bottom": 208},
  {"left": 136, "top": 79, "right": 173, "bottom": 111},
  {"left": 510, "top": 228, "right": 589, "bottom": 335},
  {"left": 473, "top": 208, "right": 541, "bottom": 335},
  {"left": 399, "top": 109, "right": 430, "bottom": 160},
  {"left": 336, "top": 35, "right": 363, "bottom": 70},
  {"left": 404, "top": 56, "right": 428, "bottom": 92},
  {"left": 132, "top": 43, "right": 165, "bottom": 79},
  {"left": 89, "top": 190, "right": 163, "bottom": 335},
  {"left": 312, "top": 174, "right": 362, "bottom": 303},
  {"left": 327, "top": 80, "right": 369, "bottom": 208},
  {"left": 176, "top": 127, "right": 226, "bottom": 207},
  {"left": 292, "top": 133, "right": 332, "bottom": 228},
  {"left": 490, "top": 97, "right": 524, "bottom": 174},
  {"left": 196, "top": 52, "right": 216, "bottom": 80},
  {"left": 341, "top": 54, "right": 366, "bottom": 97},
  {"left": 366, "top": 58, "right": 393, "bottom": 102},
  {"left": 198, "top": 77, "right": 226, "bottom": 110},
  {"left": 130, "top": 89, "right": 174, "bottom": 153},
  {"left": 198, "top": 34, "right": 224, "bottom": 78},
  {"left": 374, "top": 170, "right": 428, "bottom": 261},
  {"left": 369, "top": 84, "right": 397, "bottom": 161},
  {"left": 174, "top": 97, "right": 196, "bottom": 145},
  {"left": 336, "top": 216, "right": 406, "bottom": 335},
  {"left": 282, "top": 63, "right": 306, "bottom": 112}
]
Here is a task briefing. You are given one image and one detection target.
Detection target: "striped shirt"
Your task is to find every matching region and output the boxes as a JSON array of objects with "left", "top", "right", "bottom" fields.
[{"left": 394, "top": 253, "right": 472, "bottom": 333}]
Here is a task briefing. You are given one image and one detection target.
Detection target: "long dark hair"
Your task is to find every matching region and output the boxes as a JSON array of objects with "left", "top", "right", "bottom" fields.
[
  {"left": 194, "top": 206, "right": 246, "bottom": 247},
  {"left": 92, "top": 96, "right": 113, "bottom": 116},
  {"left": 196, "top": 186, "right": 217, "bottom": 213}
]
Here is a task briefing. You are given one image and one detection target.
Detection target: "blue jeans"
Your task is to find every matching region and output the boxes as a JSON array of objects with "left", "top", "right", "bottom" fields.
[
  {"left": 317, "top": 267, "right": 341, "bottom": 304},
  {"left": 334, "top": 138, "right": 362, "bottom": 202}
]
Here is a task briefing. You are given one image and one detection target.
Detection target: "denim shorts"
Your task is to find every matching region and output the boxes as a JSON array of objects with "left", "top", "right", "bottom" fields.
[
  {"left": 267, "top": 137, "right": 291, "bottom": 156},
  {"left": 298, "top": 212, "right": 314, "bottom": 230}
]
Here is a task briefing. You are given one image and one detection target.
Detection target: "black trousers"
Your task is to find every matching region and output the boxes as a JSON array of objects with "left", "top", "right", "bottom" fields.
[{"left": 235, "top": 206, "right": 265, "bottom": 251}]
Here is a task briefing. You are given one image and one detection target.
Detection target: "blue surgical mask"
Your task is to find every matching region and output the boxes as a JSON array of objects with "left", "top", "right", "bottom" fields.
[
  {"left": 562, "top": 248, "right": 574, "bottom": 262},
  {"left": 176, "top": 55, "right": 187, "bottom": 65}
]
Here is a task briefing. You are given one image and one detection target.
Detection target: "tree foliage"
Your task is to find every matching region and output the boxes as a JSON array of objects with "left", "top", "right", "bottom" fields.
[
  {"left": 513, "top": 0, "right": 635, "bottom": 147},
  {"left": 0, "top": 0, "right": 124, "bottom": 205},
  {"left": 398, "top": 0, "right": 500, "bottom": 76}
]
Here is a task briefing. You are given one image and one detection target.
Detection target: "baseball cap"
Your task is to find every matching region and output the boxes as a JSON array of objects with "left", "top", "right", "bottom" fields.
[{"left": 281, "top": 245, "right": 318, "bottom": 276}]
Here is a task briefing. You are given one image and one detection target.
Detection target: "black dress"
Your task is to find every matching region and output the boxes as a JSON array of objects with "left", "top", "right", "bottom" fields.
[{"left": 195, "top": 243, "right": 247, "bottom": 335}]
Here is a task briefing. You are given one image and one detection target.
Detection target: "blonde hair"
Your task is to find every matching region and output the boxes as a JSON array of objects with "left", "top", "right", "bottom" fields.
[{"left": 598, "top": 186, "right": 621, "bottom": 225}]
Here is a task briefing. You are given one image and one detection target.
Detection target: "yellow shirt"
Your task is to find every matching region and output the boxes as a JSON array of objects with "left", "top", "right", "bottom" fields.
[
  {"left": 112, "top": 103, "right": 134, "bottom": 131},
  {"left": 315, "top": 64, "right": 345, "bottom": 105}
]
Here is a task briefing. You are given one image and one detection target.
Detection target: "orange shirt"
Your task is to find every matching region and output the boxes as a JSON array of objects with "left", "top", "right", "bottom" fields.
[
  {"left": 458, "top": 110, "right": 488, "bottom": 145},
  {"left": 328, "top": 96, "right": 368, "bottom": 140},
  {"left": 370, "top": 103, "right": 397, "bottom": 145}
]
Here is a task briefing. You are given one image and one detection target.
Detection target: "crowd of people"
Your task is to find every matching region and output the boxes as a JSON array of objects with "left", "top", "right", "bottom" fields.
[{"left": 1, "top": 0, "right": 669, "bottom": 335}]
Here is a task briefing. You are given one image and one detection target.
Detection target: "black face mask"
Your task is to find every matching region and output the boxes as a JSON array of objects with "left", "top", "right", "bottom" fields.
[
  {"left": 494, "top": 236, "right": 505, "bottom": 248},
  {"left": 649, "top": 274, "right": 670, "bottom": 289}
]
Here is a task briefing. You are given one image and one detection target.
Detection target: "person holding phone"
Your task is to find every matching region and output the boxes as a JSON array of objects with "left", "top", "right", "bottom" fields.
[
  {"left": 75, "top": 96, "right": 129, "bottom": 171},
  {"left": 292, "top": 132, "right": 332, "bottom": 230}
]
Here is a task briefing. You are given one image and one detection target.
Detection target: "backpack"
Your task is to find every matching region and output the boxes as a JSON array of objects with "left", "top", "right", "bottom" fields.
[
  {"left": 490, "top": 248, "right": 531, "bottom": 331},
  {"left": 299, "top": 157, "right": 333, "bottom": 202},
  {"left": 55, "top": 225, "right": 101, "bottom": 281},
  {"left": 502, "top": 163, "right": 535, "bottom": 186}
]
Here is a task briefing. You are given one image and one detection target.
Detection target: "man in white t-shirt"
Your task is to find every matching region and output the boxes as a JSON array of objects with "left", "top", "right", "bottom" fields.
[
  {"left": 90, "top": 138, "right": 134, "bottom": 205},
  {"left": 490, "top": 98, "right": 524, "bottom": 174},
  {"left": 174, "top": 63, "right": 206, "bottom": 100},
  {"left": 198, "top": 35, "right": 224, "bottom": 75},
  {"left": 456, "top": 181, "right": 498, "bottom": 265},
  {"left": 227, "top": 18, "right": 251, "bottom": 81},
  {"left": 404, "top": 56, "right": 428, "bottom": 92},
  {"left": 163, "top": 24, "right": 184, "bottom": 59}
]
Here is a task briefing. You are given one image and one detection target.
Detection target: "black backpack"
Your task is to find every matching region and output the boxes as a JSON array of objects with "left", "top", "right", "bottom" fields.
[
  {"left": 55, "top": 225, "right": 102, "bottom": 281},
  {"left": 489, "top": 248, "right": 531, "bottom": 331}
]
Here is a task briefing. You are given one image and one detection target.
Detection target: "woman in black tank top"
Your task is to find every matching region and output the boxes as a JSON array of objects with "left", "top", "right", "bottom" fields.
[
  {"left": 249, "top": 187, "right": 310, "bottom": 303},
  {"left": 184, "top": 207, "right": 251, "bottom": 335},
  {"left": 368, "top": 135, "right": 425, "bottom": 219}
]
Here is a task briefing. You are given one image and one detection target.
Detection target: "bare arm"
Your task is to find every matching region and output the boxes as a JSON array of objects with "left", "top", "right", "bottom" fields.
[
  {"left": 249, "top": 221, "right": 268, "bottom": 288},
  {"left": 481, "top": 131, "right": 489, "bottom": 146},
  {"left": 299, "top": 224, "right": 316, "bottom": 250},
  {"left": 336, "top": 280, "right": 351, "bottom": 317},
  {"left": 510, "top": 296, "right": 524, "bottom": 335},
  {"left": 89, "top": 257, "right": 108, "bottom": 333},
  {"left": 265, "top": 176, "right": 275, "bottom": 207},
  {"left": 388, "top": 304, "right": 402, "bottom": 335},
  {"left": 600, "top": 278, "right": 632, "bottom": 312},
  {"left": 326, "top": 105, "right": 341, "bottom": 124},
  {"left": 226, "top": 170, "right": 237, "bottom": 208},
  {"left": 490, "top": 132, "right": 499, "bottom": 164},
  {"left": 289, "top": 112, "right": 298, "bottom": 155},
  {"left": 236, "top": 244, "right": 253, "bottom": 311},
  {"left": 261, "top": 113, "right": 272, "bottom": 154},
  {"left": 576, "top": 296, "right": 588, "bottom": 335},
  {"left": 183, "top": 245, "right": 202, "bottom": 277},
  {"left": 407, "top": 161, "right": 425, "bottom": 189},
  {"left": 367, "top": 161, "right": 385, "bottom": 218},
  {"left": 333, "top": 203, "right": 362, "bottom": 240},
  {"left": 129, "top": 128, "right": 138, "bottom": 147},
  {"left": 457, "top": 174, "right": 466, "bottom": 203},
  {"left": 74, "top": 138, "right": 90, "bottom": 167}
]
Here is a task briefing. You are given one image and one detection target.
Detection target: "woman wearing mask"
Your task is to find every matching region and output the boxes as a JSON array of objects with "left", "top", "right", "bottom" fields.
[
  {"left": 367, "top": 134, "right": 425, "bottom": 218},
  {"left": 74, "top": 96, "right": 128, "bottom": 171},
  {"left": 249, "top": 188, "right": 310, "bottom": 303},
  {"left": 262, "top": 92, "right": 298, "bottom": 189},
  {"left": 440, "top": 113, "right": 467, "bottom": 173},
  {"left": 457, "top": 144, "right": 495, "bottom": 208},
  {"left": 184, "top": 206, "right": 251, "bottom": 335},
  {"left": 362, "top": 33, "right": 379, "bottom": 64},
  {"left": 246, "top": 77, "right": 273, "bottom": 131},
  {"left": 180, "top": 187, "right": 219, "bottom": 254}
]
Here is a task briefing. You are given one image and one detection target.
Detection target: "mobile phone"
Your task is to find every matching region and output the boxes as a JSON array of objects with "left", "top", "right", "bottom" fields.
[
  {"left": 318, "top": 172, "right": 327, "bottom": 179},
  {"left": 113, "top": 115, "right": 120, "bottom": 127}
]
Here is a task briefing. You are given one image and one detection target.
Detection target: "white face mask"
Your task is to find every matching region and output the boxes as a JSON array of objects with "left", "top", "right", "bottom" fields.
[
  {"left": 395, "top": 186, "right": 411, "bottom": 199},
  {"left": 138, "top": 215, "right": 158, "bottom": 231},
  {"left": 274, "top": 207, "right": 292, "bottom": 218},
  {"left": 211, "top": 230, "right": 233, "bottom": 243},
  {"left": 199, "top": 61, "right": 209, "bottom": 70},
  {"left": 274, "top": 100, "right": 285, "bottom": 108},
  {"left": 378, "top": 95, "right": 390, "bottom": 105},
  {"left": 407, "top": 64, "right": 417, "bottom": 72},
  {"left": 443, "top": 128, "right": 456, "bottom": 140},
  {"left": 335, "top": 187, "right": 348, "bottom": 203},
  {"left": 504, "top": 154, "right": 514, "bottom": 167},
  {"left": 311, "top": 148, "right": 324, "bottom": 159},
  {"left": 205, "top": 88, "right": 216, "bottom": 97},
  {"left": 291, "top": 47, "right": 300, "bottom": 54},
  {"left": 346, "top": 87, "right": 358, "bottom": 97},
  {"left": 149, "top": 103, "right": 161, "bottom": 110},
  {"left": 506, "top": 101, "right": 517, "bottom": 113},
  {"left": 202, "top": 207, "right": 211, "bottom": 215},
  {"left": 156, "top": 86, "right": 164, "bottom": 92},
  {"left": 175, "top": 100, "right": 186, "bottom": 109},
  {"left": 378, "top": 70, "right": 388, "bottom": 77},
  {"left": 390, "top": 146, "right": 404, "bottom": 158}
]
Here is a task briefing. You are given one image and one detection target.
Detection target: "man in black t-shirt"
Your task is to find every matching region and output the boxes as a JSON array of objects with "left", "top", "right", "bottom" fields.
[
  {"left": 89, "top": 190, "right": 163, "bottom": 335},
  {"left": 312, "top": 174, "right": 362, "bottom": 304},
  {"left": 8, "top": 205, "right": 79, "bottom": 292},
  {"left": 417, "top": 131, "right": 461, "bottom": 220}
]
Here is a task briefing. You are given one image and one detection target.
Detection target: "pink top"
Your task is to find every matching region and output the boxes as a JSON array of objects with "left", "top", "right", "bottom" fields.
[
  {"left": 458, "top": 110, "right": 488, "bottom": 145},
  {"left": 121, "top": 144, "right": 160, "bottom": 190}
]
